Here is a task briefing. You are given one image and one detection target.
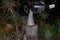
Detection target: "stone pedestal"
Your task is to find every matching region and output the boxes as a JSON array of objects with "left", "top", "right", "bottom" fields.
[{"left": 26, "top": 25, "right": 38, "bottom": 40}]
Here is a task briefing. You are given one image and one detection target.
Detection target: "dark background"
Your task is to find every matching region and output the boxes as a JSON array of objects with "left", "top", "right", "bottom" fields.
[
  {"left": 0, "top": 0, "right": 60, "bottom": 24},
  {"left": 19, "top": 0, "right": 60, "bottom": 24}
]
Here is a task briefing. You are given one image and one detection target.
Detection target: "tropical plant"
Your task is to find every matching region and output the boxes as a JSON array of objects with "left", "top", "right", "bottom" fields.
[
  {"left": 55, "top": 19, "right": 60, "bottom": 34},
  {"left": 0, "top": 0, "right": 22, "bottom": 40},
  {"left": 55, "top": 19, "right": 60, "bottom": 40},
  {"left": 39, "top": 23, "right": 56, "bottom": 40},
  {"left": 0, "top": 0, "right": 20, "bottom": 20}
]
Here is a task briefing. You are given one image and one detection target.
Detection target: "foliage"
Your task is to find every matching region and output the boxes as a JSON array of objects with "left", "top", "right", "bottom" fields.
[
  {"left": 0, "top": 0, "right": 20, "bottom": 9},
  {"left": 38, "top": 11, "right": 49, "bottom": 19},
  {"left": 0, "top": 0, "right": 20, "bottom": 21},
  {"left": 55, "top": 19, "right": 60, "bottom": 29},
  {"left": 39, "top": 23, "right": 56, "bottom": 40},
  {"left": 55, "top": 19, "right": 60, "bottom": 36},
  {"left": 6, "top": 11, "right": 22, "bottom": 27},
  {"left": 0, "top": 0, "right": 22, "bottom": 40}
]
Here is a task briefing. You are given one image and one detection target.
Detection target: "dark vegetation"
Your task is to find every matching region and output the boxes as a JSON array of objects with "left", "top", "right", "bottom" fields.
[{"left": 0, "top": 0, "right": 60, "bottom": 40}]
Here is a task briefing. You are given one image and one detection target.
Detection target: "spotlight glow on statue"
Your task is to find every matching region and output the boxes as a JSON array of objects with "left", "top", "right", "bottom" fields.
[{"left": 27, "top": 9, "right": 35, "bottom": 25}]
